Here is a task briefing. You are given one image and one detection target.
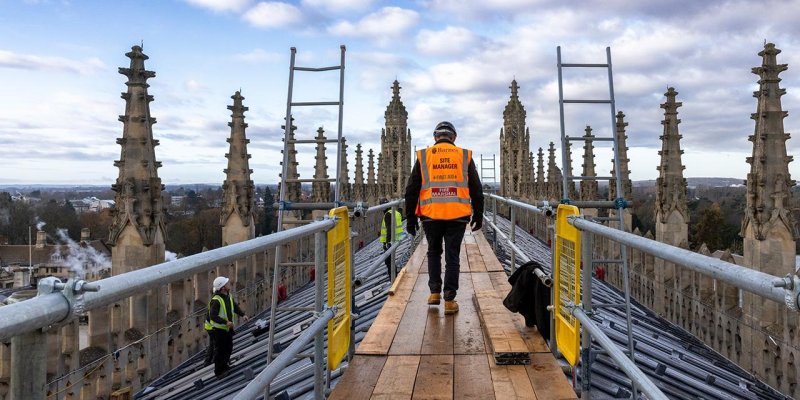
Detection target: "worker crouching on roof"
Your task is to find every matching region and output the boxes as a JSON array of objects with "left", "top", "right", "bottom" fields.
[
  {"left": 404, "top": 121, "right": 484, "bottom": 315},
  {"left": 204, "top": 276, "right": 249, "bottom": 378}
]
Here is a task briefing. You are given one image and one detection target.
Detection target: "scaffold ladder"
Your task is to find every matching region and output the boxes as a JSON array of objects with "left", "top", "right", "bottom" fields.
[
  {"left": 268, "top": 45, "right": 346, "bottom": 398},
  {"left": 556, "top": 46, "right": 637, "bottom": 399},
  {"left": 480, "top": 154, "right": 497, "bottom": 193}
]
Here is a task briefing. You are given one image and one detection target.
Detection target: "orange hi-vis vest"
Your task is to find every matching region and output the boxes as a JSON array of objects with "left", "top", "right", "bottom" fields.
[{"left": 416, "top": 142, "right": 472, "bottom": 220}]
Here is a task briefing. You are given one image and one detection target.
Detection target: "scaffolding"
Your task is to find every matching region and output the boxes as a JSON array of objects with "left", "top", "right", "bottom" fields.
[{"left": 268, "top": 45, "right": 347, "bottom": 398}]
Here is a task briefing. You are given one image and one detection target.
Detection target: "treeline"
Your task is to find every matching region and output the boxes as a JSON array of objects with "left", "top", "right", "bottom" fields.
[
  {"left": 631, "top": 185, "right": 800, "bottom": 254},
  {"left": 0, "top": 186, "right": 277, "bottom": 258}
]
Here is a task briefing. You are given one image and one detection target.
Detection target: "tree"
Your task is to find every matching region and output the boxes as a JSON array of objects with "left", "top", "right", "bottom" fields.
[
  {"left": 37, "top": 199, "right": 81, "bottom": 241},
  {"left": 690, "top": 202, "right": 725, "bottom": 251}
]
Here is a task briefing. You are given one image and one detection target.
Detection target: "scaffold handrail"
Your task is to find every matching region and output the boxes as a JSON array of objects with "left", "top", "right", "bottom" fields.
[
  {"left": 568, "top": 215, "right": 800, "bottom": 310},
  {"left": 0, "top": 219, "right": 337, "bottom": 342}
]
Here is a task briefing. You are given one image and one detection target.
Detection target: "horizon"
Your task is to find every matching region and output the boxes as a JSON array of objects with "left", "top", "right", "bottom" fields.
[{"left": 1, "top": 1, "right": 798, "bottom": 184}]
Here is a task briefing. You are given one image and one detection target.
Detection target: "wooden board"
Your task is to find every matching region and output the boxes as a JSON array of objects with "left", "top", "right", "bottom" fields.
[
  {"left": 454, "top": 354, "right": 495, "bottom": 400},
  {"left": 527, "top": 353, "right": 578, "bottom": 400},
  {"left": 453, "top": 273, "right": 486, "bottom": 354},
  {"left": 412, "top": 355, "right": 454, "bottom": 400},
  {"left": 511, "top": 313, "right": 550, "bottom": 354},
  {"left": 389, "top": 268, "right": 408, "bottom": 295},
  {"left": 405, "top": 241, "right": 429, "bottom": 274},
  {"left": 371, "top": 355, "right": 421, "bottom": 400},
  {"left": 473, "top": 290, "right": 530, "bottom": 365},
  {"left": 466, "top": 244, "right": 487, "bottom": 272},
  {"left": 357, "top": 266, "right": 419, "bottom": 355},
  {"left": 489, "top": 271, "right": 512, "bottom": 293},
  {"left": 420, "top": 302, "right": 454, "bottom": 355},
  {"left": 389, "top": 275, "right": 431, "bottom": 355},
  {"left": 470, "top": 272, "right": 496, "bottom": 294},
  {"left": 474, "top": 231, "right": 506, "bottom": 272},
  {"left": 328, "top": 355, "right": 387, "bottom": 400},
  {"left": 460, "top": 244, "right": 471, "bottom": 273},
  {"left": 487, "top": 354, "right": 538, "bottom": 400}
]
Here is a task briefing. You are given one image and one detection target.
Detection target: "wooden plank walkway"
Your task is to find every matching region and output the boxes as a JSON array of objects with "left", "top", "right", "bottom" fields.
[{"left": 330, "top": 230, "right": 577, "bottom": 400}]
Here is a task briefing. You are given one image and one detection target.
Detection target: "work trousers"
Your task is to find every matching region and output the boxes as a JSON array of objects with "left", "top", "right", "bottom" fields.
[
  {"left": 423, "top": 219, "right": 467, "bottom": 301},
  {"left": 383, "top": 242, "right": 393, "bottom": 278},
  {"left": 210, "top": 329, "right": 234, "bottom": 377},
  {"left": 203, "top": 329, "right": 215, "bottom": 366}
]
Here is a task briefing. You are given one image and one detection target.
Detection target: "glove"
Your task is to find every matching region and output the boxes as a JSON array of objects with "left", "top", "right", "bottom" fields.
[
  {"left": 470, "top": 216, "right": 483, "bottom": 231},
  {"left": 407, "top": 218, "right": 419, "bottom": 236}
]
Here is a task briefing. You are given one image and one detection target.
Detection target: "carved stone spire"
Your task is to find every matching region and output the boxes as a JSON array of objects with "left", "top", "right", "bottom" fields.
[
  {"left": 220, "top": 90, "right": 255, "bottom": 244},
  {"left": 338, "top": 138, "right": 351, "bottom": 201},
  {"left": 312, "top": 127, "right": 330, "bottom": 203},
  {"left": 108, "top": 45, "right": 166, "bottom": 272},
  {"left": 580, "top": 126, "right": 598, "bottom": 201},
  {"left": 609, "top": 111, "right": 633, "bottom": 200},
  {"left": 354, "top": 144, "right": 364, "bottom": 200},
  {"left": 367, "top": 149, "right": 376, "bottom": 203},
  {"left": 500, "top": 79, "right": 533, "bottom": 198},
  {"left": 280, "top": 117, "right": 301, "bottom": 202},
  {"left": 380, "top": 80, "right": 411, "bottom": 198},
  {"left": 741, "top": 42, "right": 797, "bottom": 342},
  {"left": 547, "top": 142, "right": 562, "bottom": 200},
  {"left": 655, "top": 87, "right": 688, "bottom": 224},
  {"left": 564, "top": 138, "right": 577, "bottom": 200},
  {"left": 741, "top": 42, "right": 796, "bottom": 243},
  {"left": 536, "top": 147, "right": 545, "bottom": 198}
]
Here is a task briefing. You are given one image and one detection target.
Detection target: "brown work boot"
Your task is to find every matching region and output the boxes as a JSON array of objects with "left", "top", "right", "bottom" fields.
[
  {"left": 444, "top": 300, "right": 459, "bottom": 314},
  {"left": 427, "top": 293, "right": 441, "bottom": 305}
]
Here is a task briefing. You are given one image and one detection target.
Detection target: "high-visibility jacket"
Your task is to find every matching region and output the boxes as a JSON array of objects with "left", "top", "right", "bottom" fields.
[
  {"left": 415, "top": 142, "right": 472, "bottom": 220},
  {"left": 380, "top": 210, "right": 403, "bottom": 243},
  {"left": 204, "top": 294, "right": 235, "bottom": 331}
]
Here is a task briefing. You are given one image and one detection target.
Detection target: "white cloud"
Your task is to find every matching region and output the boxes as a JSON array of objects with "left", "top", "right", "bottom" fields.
[
  {"left": 183, "top": 0, "right": 253, "bottom": 12},
  {"left": 243, "top": 2, "right": 304, "bottom": 29},
  {"left": 301, "top": 0, "right": 374, "bottom": 12},
  {"left": 416, "top": 26, "right": 477, "bottom": 56},
  {"left": 234, "top": 48, "right": 281, "bottom": 63},
  {"left": 0, "top": 50, "right": 106, "bottom": 74},
  {"left": 328, "top": 7, "right": 419, "bottom": 44},
  {"left": 183, "top": 80, "right": 207, "bottom": 92}
]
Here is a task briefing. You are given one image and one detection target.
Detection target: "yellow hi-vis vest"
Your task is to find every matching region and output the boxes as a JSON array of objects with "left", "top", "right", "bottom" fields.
[
  {"left": 204, "top": 294, "right": 235, "bottom": 331},
  {"left": 415, "top": 142, "right": 472, "bottom": 220},
  {"left": 380, "top": 210, "right": 403, "bottom": 243}
]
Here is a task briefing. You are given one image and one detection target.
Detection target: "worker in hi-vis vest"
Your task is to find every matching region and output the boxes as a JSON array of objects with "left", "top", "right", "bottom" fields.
[
  {"left": 404, "top": 121, "right": 484, "bottom": 315},
  {"left": 204, "top": 276, "right": 248, "bottom": 379},
  {"left": 379, "top": 198, "right": 404, "bottom": 278}
]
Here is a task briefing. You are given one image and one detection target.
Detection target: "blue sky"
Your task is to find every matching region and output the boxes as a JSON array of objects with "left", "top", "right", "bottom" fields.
[{"left": 1, "top": 0, "right": 799, "bottom": 185}]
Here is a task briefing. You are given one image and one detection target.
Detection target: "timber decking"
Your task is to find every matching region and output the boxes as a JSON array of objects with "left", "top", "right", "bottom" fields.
[{"left": 331, "top": 230, "right": 577, "bottom": 400}]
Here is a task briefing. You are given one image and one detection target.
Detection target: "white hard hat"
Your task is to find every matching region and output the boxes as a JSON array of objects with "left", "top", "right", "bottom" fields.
[{"left": 213, "top": 276, "right": 230, "bottom": 292}]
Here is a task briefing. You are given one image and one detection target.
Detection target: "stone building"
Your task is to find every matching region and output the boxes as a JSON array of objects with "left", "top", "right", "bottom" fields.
[
  {"left": 378, "top": 80, "right": 412, "bottom": 199},
  {"left": 500, "top": 80, "right": 534, "bottom": 198}
]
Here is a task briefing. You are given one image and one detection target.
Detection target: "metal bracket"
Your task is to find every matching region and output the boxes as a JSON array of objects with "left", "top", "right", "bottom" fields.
[
  {"left": 614, "top": 197, "right": 628, "bottom": 209},
  {"left": 41, "top": 278, "right": 101, "bottom": 328},
  {"left": 775, "top": 274, "right": 800, "bottom": 312}
]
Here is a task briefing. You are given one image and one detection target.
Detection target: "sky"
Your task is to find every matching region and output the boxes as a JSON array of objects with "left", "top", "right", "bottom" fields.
[{"left": 1, "top": 0, "right": 799, "bottom": 186}]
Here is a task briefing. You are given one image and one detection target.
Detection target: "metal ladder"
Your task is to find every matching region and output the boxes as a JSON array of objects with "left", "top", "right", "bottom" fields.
[
  {"left": 556, "top": 46, "right": 637, "bottom": 399},
  {"left": 267, "top": 45, "right": 346, "bottom": 397},
  {"left": 480, "top": 154, "right": 497, "bottom": 193}
]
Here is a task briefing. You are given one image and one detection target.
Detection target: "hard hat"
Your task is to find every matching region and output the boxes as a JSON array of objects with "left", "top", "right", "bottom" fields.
[
  {"left": 213, "top": 276, "right": 230, "bottom": 292},
  {"left": 433, "top": 121, "right": 457, "bottom": 138}
]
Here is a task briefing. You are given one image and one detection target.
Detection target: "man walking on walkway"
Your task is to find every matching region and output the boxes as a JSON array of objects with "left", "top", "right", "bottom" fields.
[{"left": 404, "top": 121, "right": 484, "bottom": 314}]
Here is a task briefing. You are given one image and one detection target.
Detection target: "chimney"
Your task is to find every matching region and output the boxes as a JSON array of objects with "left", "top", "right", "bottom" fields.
[
  {"left": 13, "top": 267, "right": 31, "bottom": 288},
  {"left": 81, "top": 228, "right": 91, "bottom": 243},
  {"left": 35, "top": 230, "right": 46, "bottom": 248}
]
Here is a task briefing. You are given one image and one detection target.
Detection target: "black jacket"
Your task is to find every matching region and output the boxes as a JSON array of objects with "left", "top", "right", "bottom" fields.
[
  {"left": 503, "top": 261, "right": 550, "bottom": 341},
  {"left": 404, "top": 139, "right": 484, "bottom": 223},
  {"left": 208, "top": 291, "right": 245, "bottom": 326}
]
